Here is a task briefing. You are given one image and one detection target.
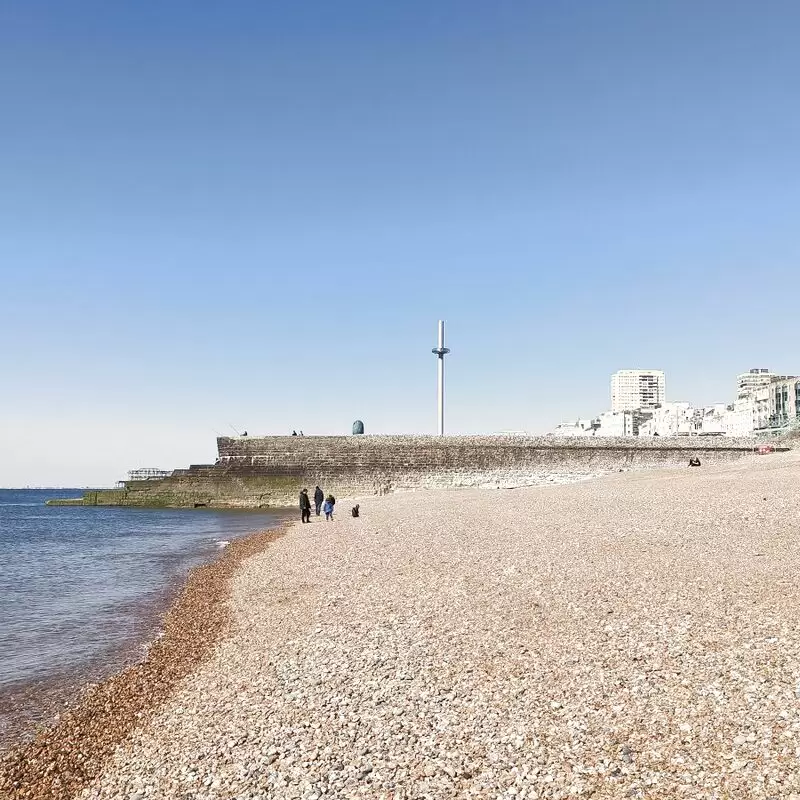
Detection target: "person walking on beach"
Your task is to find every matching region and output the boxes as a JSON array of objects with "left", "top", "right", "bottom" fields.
[
  {"left": 313, "top": 486, "right": 324, "bottom": 516},
  {"left": 299, "top": 488, "right": 311, "bottom": 523},
  {"left": 323, "top": 496, "right": 334, "bottom": 521}
]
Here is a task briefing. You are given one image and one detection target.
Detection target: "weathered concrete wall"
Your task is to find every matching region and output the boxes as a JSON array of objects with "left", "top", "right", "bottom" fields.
[
  {"left": 217, "top": 434, "right": 758, "bottom": 470},
  {"left": 213, "top": 435, "right": 763, "bottom": 503},
  {"left": 49, "top": 435, "right": 772, "bottom": 508}
]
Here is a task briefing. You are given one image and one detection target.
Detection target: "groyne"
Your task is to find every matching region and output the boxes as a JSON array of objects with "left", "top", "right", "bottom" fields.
[{"left": 48, "top": 435, "right": 778, "bottom": 509}]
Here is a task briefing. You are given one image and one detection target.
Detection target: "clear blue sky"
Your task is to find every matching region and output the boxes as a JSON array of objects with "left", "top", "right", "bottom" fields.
[{"left": 1, "top": 1, "right": 799, "bottom": 485}]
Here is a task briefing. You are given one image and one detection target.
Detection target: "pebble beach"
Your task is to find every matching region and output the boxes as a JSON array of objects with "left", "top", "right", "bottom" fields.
[{"left": 4, "top": 450, "right": 800, "bottom": 799}]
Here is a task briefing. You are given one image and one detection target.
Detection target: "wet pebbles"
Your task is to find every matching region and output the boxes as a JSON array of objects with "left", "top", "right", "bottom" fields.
[{"left": 0, "top": 528, "right": 285, "bottom": 800}]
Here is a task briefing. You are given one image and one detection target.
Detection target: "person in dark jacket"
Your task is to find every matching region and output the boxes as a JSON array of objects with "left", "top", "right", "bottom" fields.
[
  {"left": 299, "top": 488, "right": 311, "bottom": 523},
  {"left": 313, "top": 486, "right": 324, "bottom": 516}
]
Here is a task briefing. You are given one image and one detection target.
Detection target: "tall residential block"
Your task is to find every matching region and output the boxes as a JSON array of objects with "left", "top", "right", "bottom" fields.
[{"left": 611, "top": 369, "right": 666, "bottom": 412}]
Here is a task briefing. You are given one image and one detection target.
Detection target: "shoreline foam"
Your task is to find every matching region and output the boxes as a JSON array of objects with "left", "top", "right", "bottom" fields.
[{"left": 0, "top": 522, "right": 290, "bottom": 800}]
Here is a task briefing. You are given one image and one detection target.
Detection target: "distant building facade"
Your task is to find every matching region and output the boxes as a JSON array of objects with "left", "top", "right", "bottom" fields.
[
  {"left": 611, "top": 370, "right": 666, "bottom": 412},
  {"left": 550, "top": 412, "right": 639, "bottom": 437},
  {"left": 554, "top": 366, "right": 798, "bottom": 439},
  {"left": 692, "top": 404, "right": 730, "bottom": 436},
  {"left": 731, "top": 368, "right": 799, "bottom": 434},
  {"left": 736, "top": 368, "right": 774, "bottom": 399},
  {"left": 637, "top": 402, "right": 693, "bottom": 437},
  {"left": 768, "top": 376, "right": 800, "bottom": 428},
  {"left": 594, "top": 410, "right": 636, "bottom": 437},
  {"left": 551, "top": 419, "right": 596, "bottom": 437}
]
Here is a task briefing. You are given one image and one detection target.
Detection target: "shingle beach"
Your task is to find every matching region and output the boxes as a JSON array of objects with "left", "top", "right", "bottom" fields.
[{"left": 6, "top": 450, "right": 800, "bottom": 799}]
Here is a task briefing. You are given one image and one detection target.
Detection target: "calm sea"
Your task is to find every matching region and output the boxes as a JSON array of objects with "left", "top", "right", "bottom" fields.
[{"left": 0, "top": 489, "right": 291, "bottom": 748}]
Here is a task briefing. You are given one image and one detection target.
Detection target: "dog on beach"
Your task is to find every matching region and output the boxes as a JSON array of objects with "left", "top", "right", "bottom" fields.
[{"left": 351, "top": 504, "right": 360, "bottom": 518}]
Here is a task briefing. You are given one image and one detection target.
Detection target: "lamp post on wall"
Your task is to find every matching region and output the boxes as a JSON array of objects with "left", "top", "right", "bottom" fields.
[{"left": 431, "top": 320, "right": 450, "bottom": 436}]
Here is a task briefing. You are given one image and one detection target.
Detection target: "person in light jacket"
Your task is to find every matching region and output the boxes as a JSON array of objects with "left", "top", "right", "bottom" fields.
[{"left": 323, "top": 497, "right": 334, "bottom": 521}]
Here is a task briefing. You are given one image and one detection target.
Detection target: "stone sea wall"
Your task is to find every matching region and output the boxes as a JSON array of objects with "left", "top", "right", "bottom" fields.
[{"left": 50, "top": 435, "right": 773, "bottom": 509}]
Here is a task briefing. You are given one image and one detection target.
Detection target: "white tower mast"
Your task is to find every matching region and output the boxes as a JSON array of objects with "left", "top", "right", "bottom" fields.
[{"left": 431, "top": 320, "right": 450, "bottom": 436}]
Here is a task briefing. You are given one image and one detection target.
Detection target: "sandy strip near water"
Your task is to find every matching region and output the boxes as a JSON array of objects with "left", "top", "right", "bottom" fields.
[
  {"left": 6, "top": 450, "right": 800, "bottom": 800},
  {"left": 0, "top": 526, "right": 288, "bottom": 800}
]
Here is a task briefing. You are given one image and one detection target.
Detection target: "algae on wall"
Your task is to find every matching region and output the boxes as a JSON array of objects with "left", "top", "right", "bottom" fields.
[{"left": 48, "top": 476, "right": 303, "bottom": 508}]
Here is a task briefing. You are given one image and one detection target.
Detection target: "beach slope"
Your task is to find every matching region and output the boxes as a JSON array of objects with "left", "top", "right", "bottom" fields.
[{"left": 69, "top": 451, "right": 800, "bottom": 798}]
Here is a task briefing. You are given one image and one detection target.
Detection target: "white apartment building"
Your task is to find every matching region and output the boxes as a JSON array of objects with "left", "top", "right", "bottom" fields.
[
  {"left": 737, "top": 368, "right": 773, "bottom": 399},
  {"left": 549, "top": 413, "right": 637, "bottom": 437},
  {"left": 553, "top": 367, "right": 798, "bottom": 440},
  {"left": 638, "top": 402, "right": 739, "bottom": 437},
  {"left": 722, "top": 402, "right": 758, "bottom": 437},
  {"left": 594, "top": 410, "right": 635, "bottom": 437},
  {"left": 693, "top": 404, "right": 730, "bottom": 435},
  {"left": 735, "top": 368, "right": 793, "bottom": 400},
  {"left": 732, "top": 386, "right": 771, "bottom": 433},
  {"left": 550, "top": 419, "right": 596, "bottom": 437},
  {"left": 769, "top": 376, "right": 800, "bottom": 428},
  {"left": 732, "top": 368, "right": 798, "bottom": 433},
  {"left": 637, "top": 402, "right": 693, "bottom": 437},
  {"left": 611, "top": 370, "right": 666, "bottom": 412}
]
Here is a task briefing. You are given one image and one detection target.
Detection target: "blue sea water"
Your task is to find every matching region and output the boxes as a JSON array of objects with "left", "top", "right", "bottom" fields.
[{"left": 0, "top": 489, "right": 290, "bottom": 746}]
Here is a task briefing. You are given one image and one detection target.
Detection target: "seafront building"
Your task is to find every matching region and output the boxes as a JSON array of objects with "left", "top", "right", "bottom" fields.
[
  {"left": 551, "top": 411, "right": 638, "bottom": 437},
  {"left": 553, "top": 367, "right": 799, "bottom": 438},
  {"left": 551, "top": 420, "right": 595, "bottom": 437},
  {"left": 728, "top": 370, "right": 799, "bottom": 434},
  {"left": 611, "top": 370, "right": 666, "bottom": 412},
  {"left": 768, "top": 376, "right": 800, "bottom": 427},
  {"left": 737, "top": 368, "right": 775, "bottom": 398},
  {"left": 637, "top": 402, "right": 693, "bottom": 437},
  {"left": 595, "top": 410, "right": 639, "bottom": 436}
]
